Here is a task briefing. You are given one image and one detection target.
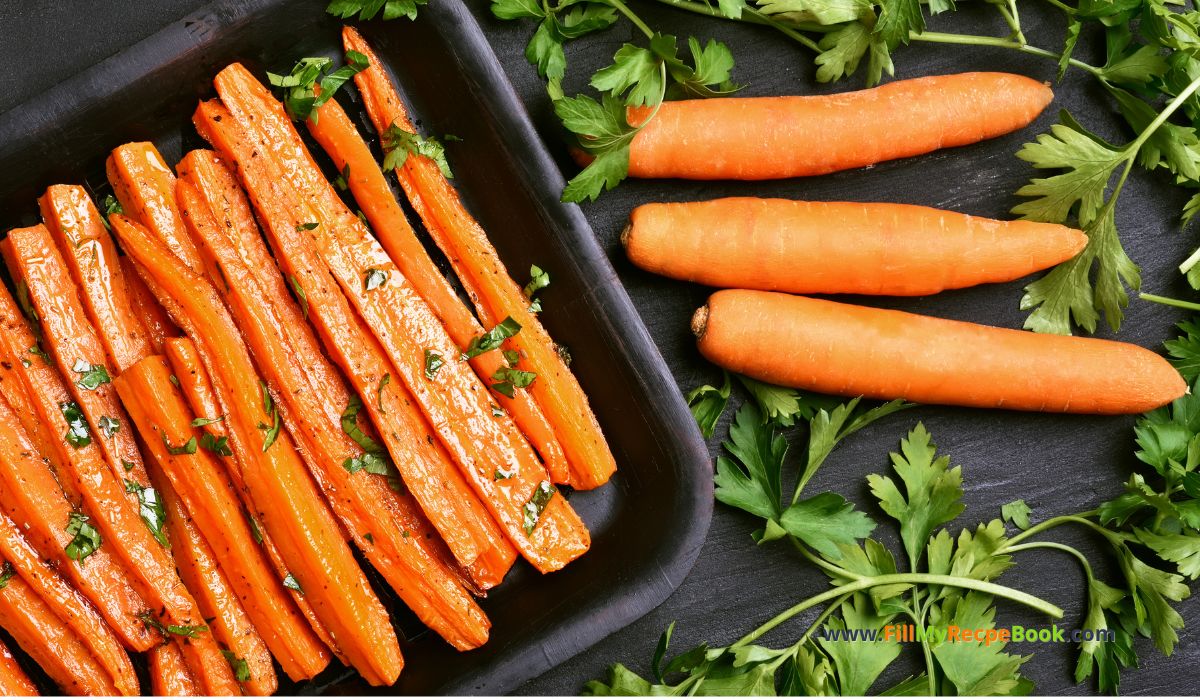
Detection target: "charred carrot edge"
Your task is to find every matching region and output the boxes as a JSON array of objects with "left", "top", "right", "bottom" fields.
[
  {"left": 116, "top": 352, "right": 332, "bottom": 682},
  {"left": 178, "top": 148, "right": 510, "bottom": 588},
  {"left": 345, "top": 28, "right": 615, "bottom": 490},
  {"left": 0, "top": 509, "right": 138, "bottom": 695},
  {"left": 192, "top": 101, "right": 516, "bottom": 589},
  {"left": 121, "top": 255, "right": 179, "bottom": 354},
  {"left": 157, "top": 475, "right": 277, "bottom": 695},
  {"left": 107, "top": 143, "right": 204, "bottom": 274},
  {"left": 38, "top": 185, "right": 156, "bottom": 373},
  {"left": 2, "top": 226, "right": 153, "bottom": 501},
  {"left": 0, "top": 287, "right": 155, "bottom": 651},
  {"left": 0, "top": 575, "right": 118, "bottom": 695},
  {"left": 0, "top": 638, "right": 37, "bottom": 697},
  {"left": 177, "top": 155, "right": 491, "bottom": 647},
  {"left": 0, "top": 232, "right": 237, "bottom": 696},
  {"left": 149, "top": 643, "right": 200, "bottom": 697},
  {"left": 111, "top": 214, "right": 402, "bottom": 686},
  {"left": 307, "top": 94, "right": 570, "bottom": 484},
  {"left": 205, "top": 75, "right": 589, "bottom": 573}
]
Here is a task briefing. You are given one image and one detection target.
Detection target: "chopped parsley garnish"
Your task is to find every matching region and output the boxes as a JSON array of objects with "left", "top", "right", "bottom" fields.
[
  {"left": 125, "top": 480, "right": 168, "bottom": 548},
  {"left": 333, "top": 163, "right": 351, "bottom": 191},
  {"left": 295, "top": 222, "right": 319, "bottom": 232},
  {"left": 0, "top": 562, "right": 13, "bottom": 590},
  {"left": 343, "top": 451, "right": 391, "bottom": 476},
  {"left": 341, "top": 396, "right": 384, "bottom": 454},
  {"left": 99, "top": 415, "right": 120, "bottom": 438},
  {"left": 222, "top": 650, "right": 251, "bottom": 682},
  {"left": 377, "top": 374, "right": 391, "bottom": 414},
  {"left": 364, "top": 268, "right": 389, "bottom": 291},
  {"left": 138, "top": 612, "right": 209, "bottom": 639},
  {"left": 491, "top": 404, "right": 505, "bottom": 418},
  {"left": 191, "top": 415, "right": 225, "bottom": 427},
  {"left": 463, "top": 317, "right": 521, "bottom": 360},
  {"left": 503, "top": 349, "right": 520, "bottom": 366},
  {"left": 163, "top": 433, "right": 197, "bottom": 456},
  {"left": 288, "top": 275, "right": 309, "bottom": 319},
  {"left": 60, "top": 402, "right": 91, "bottom": 448},
  {"left": 72, "top": 359, "right": 111, "bottom": 391},
  {"left": 382, "top": 124, "right": 454, "bottom": 179},
  {"left": 522, "top": 480, "right": 556, "bottom": 535},
  {"left": 121, "top": 460, "right": 135, "bottom": 472},
  {"left": 494, "top": 467, "right": 516, "bottom": 481},
  {"left": 424, "top": 350, "right": 444, "bottom": 380},
  {"left": 65, "top": 512, "right": 101, "bottom": 562},
  {"left": 266, "top": 50, "right": 369, "bottom": 123},
  {"left": 363, "top": 532, "right": 374, "bottom": 543},
  {"left": 491, "top": 366, "right": 537, "bottom": 398},
  {"left": 101, "top": 194, "right": 124, "bottom": 227},
  {"left": 200, "top": 433, "right": 233, "bottom": 458},
  {"left": 169, "top": 374, "right": 180, "bottom": 387},
  {"left": 282, "top": 573, "right": 303, "bottom": 593},
  {"left": 260, "top": 409, "right": 281, "bottom": 452},
  {"left": 28, "top": 345, "right": 51, "bottom": 363},
  {"left": 524, "top": 265, "right": 550, "bottom": 312},
  {"left": 247, "top": 513, "right": 264, "bottom": 545}
]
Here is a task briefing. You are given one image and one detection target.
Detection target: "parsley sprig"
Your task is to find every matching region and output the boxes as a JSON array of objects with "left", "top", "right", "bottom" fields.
[{"left": 267, "top": 50, "right": 369, "bottom": 122}]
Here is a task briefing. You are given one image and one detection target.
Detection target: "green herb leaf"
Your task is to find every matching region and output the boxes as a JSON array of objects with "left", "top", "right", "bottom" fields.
[
  {"left": 424, "top": 350, "right": 445, "bottom": 380},
  {"left": 64, "top": 512, "right": 101, "bottom": 562},
  {"left": 714, "top": 403, "right": 785, "bottom": 521},
  {"left": 1001, "top": 499, "right": 1033, "bottom": 530},
  {"left": 685, "top": 372, "right": 731, "bottom": 439},
  {"left": 326, "top": 0, "right": 427, "bottom": 21},
  {"left": 267, "top": 50, "right": 369, "bottom": 122},
  {"left": 522, "top": 480, "right": 556, "bottom": 534},
  {"left": 0, "top": 562, "right": 13, "bottom": 590},
  {"left": 283, "top": 573, "right": 303, "bottom": 593},
  {"left": 191, "top": 415, "right": 225, "bottom": 427},
  {"left": 200, "top": 433, "right": 233, "bottom": 458},
  {"left": 99, "top": 415, "right": 120, "bottom": 439},
  {"left": 778, "top": 492, "right": 876, "bottom": 558},
  {"left": 463, "top": 317, "right": 521, "bottom": 359},
  {"left": 222, "top": 650, "right": 252, "bottom": 682},
  {"left": 382, "top": 124, "right": 454, "bottom": 178},
  {"left": 125, "top": 480, "right": 169, "bottom": 548},
  {"left": 60, "top": 402, "right": 92, "bottom": 448},
  {"left": 524, "top": 264, "right": 550, "bottom": 311},
  {"left": 491, "top": 366, "right": 537, "bottom": 398},
  {"left": 341, "top": 396, "right": 384, "bottom": 454},
  {"left": 163, "top": 433, "right": 197, "bottom": 456},
  {"left": 72, "top": 359, "right": 111, "bottom": 391}
]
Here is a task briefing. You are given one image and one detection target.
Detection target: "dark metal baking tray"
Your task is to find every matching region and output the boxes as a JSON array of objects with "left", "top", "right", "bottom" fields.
[{"left": 0, "top": 0, "right": 713, "bottom": 693}]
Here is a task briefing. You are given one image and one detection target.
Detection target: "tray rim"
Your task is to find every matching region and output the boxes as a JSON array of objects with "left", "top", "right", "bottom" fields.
[{"left": 0, "top": 0, "right": 714, "bottom": 693}]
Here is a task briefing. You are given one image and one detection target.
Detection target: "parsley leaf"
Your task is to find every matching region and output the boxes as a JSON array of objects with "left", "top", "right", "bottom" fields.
[
  {"left": 191, "top": 415, "right": 225, "bottom": 427},
  {"left": 382, "top": 125, "right": 454, "bottom": 179},
  {"left": 463, "top": 317, "right": 521, "bottom": 359},
  {"left": 0, "top": 562, "right": 13, "bottom": 590},
  {"left": 60, "top": 402, "right": 91, "bottom": 448},
  {"left": 288, "top": 275, "right": 309, "bottom": 319},
  {"left": 266, "top": 50, "right": 369, "bottom": 123},
  {"left": 492, "top": 366, "right": 537, "bottom": 398},
  {"left": 222, "top": 650, "right": 252, "bottom": 682},
  {"left": 64, "top": 512, "right": 101, "bottom": 562},
  {"left": 72, "top": 359, "right": 111, "bottom": 391},
  {"left": 424, "top": 350, "right": 444, "bottom": 380},
  {"left": 326, "top": 0, "right": 427, "bottom": 21},
  {"left": 522, "top": 480, "right": 556, "bottom": 534},
  {"left": 1164, "top": 317, "right": 1200, "bottom": 381},
  {"left": 283, "top": 572, "right": 303, "bottom": 593},
  {"left": 363, "top": 267, "right": 389, "bottom": 291},
  {"left": 125, "top": 480, "right": 168, "bottom": 548},
  {"left": 714, "top": 403, "right": 785, "bottom": 521},
  {"left": 163, "top": 433, "right": 197, "bottom": 456},
  {"left": 778, "top": 492, "right": 876, "bottom": 558},
  {"left": 200, "top": 433, "right": 233, "bottom": 458},
  {"left": 1001, "top": 499, "right": 1032, "bottom": 530},
  {"left": 524, "top": 264, "right": 550, "bottom": 312},
  {"left": 685, "top": 372, "right": 731, "bottom": 439},
  {"left": 98, "top": 415, "right": 120, "bottom": 439}
]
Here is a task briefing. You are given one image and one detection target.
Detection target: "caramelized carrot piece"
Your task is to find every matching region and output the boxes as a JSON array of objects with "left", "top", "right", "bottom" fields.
[
  {"left": 345, "top": 28, "right": 615, "bottom": 489},
  {"left": 111, "top": 214, "right": 402, "bottom": 685},
  {"left": 116, "top": 353, "right": 332, "bottom": 682},
  {"left": 307, "top": 94, "right": 570, "bottom": 483},
  {"left": 149, "top": 644, "right": 200, "bottom": 697},
  {"left": 157, "top": 476, "right": 276, "bottom": 695},
  {"left": 0, "top": 638, "right": 36, "bottom": 696},
  {"left": 211, "top": 67, "right": 590, "bottom": 571},
  {"left": 107, "top": 143, "right": 204, "bottom": 273},
  {"left": 121, "top": 255, "right": 179, "bottom": 354}
]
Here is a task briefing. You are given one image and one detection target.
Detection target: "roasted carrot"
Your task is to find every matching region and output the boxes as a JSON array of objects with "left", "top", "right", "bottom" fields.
[
  {"left": 0, "top": 287, "right": 155, "bottom": 651},
  {"left": 157, "top": 476, "right": 276, "bottom": 695},
  {"left": 177, "top": 145, "right": 512, "bottom": 591},
  {"left": 208, "top": 67, "right": 590, "bottom": 571},
  {"left": 624, "top": 198, "right": 1088, "bottom": 296},
  {"left": 0, "top": 575, "right": 119, "bottom": 695},
  {"left": 121, "top": 255, "right": 179, "bottom": 354},
  {"left": 107, "top": 143, "right": 204, "bottom": 273},
  {"left": 176, "top": 150, "right": 493, "bottom": 645},
  {"left": 345, "top": 28, "right": 615, "bottom": 490},
  {"left": 306, "top": 93, "right": 571, "bottom": 484},
  {"left": 0, "top": 638, "right": 36, "bottom": 696},
  {"left": 111, "top": 214, "right": 402, "bottom": 685},
  {"left": 0, "top": 509, "right": 138, "bottom": 695},
  {"left": 694, "top": 290, "right": 1186, "bottom": 414},
  {"left": 38, "top": 185, "right": 156, "bottom": 372},
  {"left": 117, "top": 353, "right": 332, "bottom": 682},
  {"left": 149, "top": 644, "right": 199, "bottom": 697},
  {"left": 601, "top": 72, "right": 1053, "bottom": 180}
]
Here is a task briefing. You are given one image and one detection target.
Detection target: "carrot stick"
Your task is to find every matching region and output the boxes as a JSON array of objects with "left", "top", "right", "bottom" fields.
[
  {"left": 0, "top": 287, "right": 155, "bottom": 651},
  {"left": 693, "top": 289, "right": 1187, "bottom": 414},
  {"left": 176, "top": 151, "right": 494, "bottom": 644},
  {"left": 121, "top": 255, "right": 179, "bottom": 354},
  {"left": 345, "top": 28, "right": 615, "bottom": 490},
  {"left": 207, "top": 69, "right": 590, "bottom": 572},
  {"left": 0, "top": 638, "right": 37, "bottom": 696},
  {"left": 38, "top": 185, "right": 156, "bottom": 373},
  {"left": 0, "top": 575, "right": 119, "bottom": 695},
  {"left": 161, "top": 338, "right": 343, "bottom": 671},
  {"left": 306, "top": 93, "right": 571, "bottom": 484},
  {"left": 156, "top": 475, "right": 276, "bottom": 695},
  {"left": 107, "top": 143, "right": 204, "bottom": 273},
  {"left": 118, "top": 353, "right": 332, "bottom": 681},
  {"left": 177, "top": 146, "right": 512, "bottom": 592},
  {"left": 0, "top": 509, "right": 138, "bottom": 695},
  {"left": 110, "top": 214, "right": 402, "bottom": 685},
  {"left": 149, "top": 643, "right": 199, "bottom": 697},
  {"left": 625, "top": 198, "right": 1088, "bottom": 296},
  {"left": 609, "top": 72, "right": 1053, "bottom": 180}
]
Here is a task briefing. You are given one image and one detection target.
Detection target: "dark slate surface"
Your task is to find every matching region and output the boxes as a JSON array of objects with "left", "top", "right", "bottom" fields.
[{"left": 4, "top": 1, "right": 1198, "bottom": 695}]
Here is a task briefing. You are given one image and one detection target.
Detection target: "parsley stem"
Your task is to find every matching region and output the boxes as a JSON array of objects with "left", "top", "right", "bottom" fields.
[
  {"left": 1140, "top": 292, "right": 1200, "bottom": 313},
  {"left": 790, "top": 536, "right": 862, "bottom": 580},
  {"left": 606, "top": 0, "right": 656, "bottom": 39},
  {"left": 908, "top": 31, "right": 1103, "bottom": 77},
  {"left": 646, "top": 0, "right": 829, "bottom": 49},
  {"left": 1003, "top": 541, "right": 1096, "bottom": 581},
  {"left": 1125, "top": 72, "right": 1200, "bottom": 156},
  {"left": 1038, "top": 0, "right": 1077, "bottom": 14},
  {"left": 999, "top": 510, "right": 1103, "bottom": 550}
]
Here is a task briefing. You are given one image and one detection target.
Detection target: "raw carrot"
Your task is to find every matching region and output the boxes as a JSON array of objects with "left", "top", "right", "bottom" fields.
[
  {"left": 0, "top": 509, "right": 138, "bottom": 695},
  {"left": 110, "top": 214, "right": 402, "bottom": 685},
  {"left": 306, "top": 93, "right": 571, "bottom": 484},
  {"left": 0, "top": 638, "right": 36, "bottom": 696},
  {"left": 345, "top": 28, "right": 615, "bottom": 490},
  {"left": 121, "top": 255, "right": 179, "bottom": 354},
  {"left": 38, "top": 185, "right": 156, "bottom": 372},
  {"left": 116, "top": 353, "right": 332, "bottom": 682},
  {"left": 107, "top": 143, "right": 204, "bottom": 273},
  {"left": 149, "top": 644, "right": 199, "bottom": 697},
  {"left": 693, "top": 290, "right": 1186, "bottom": 414},
  {"left": 607, "top": 72, "right": 1054, "bottom": 180},
  {"left": 209, "top": 66, "right": 590, "bottom": 571},
  {"left": 0, "top": 286, "right": 155, "bottom": 651},
  {"left": 176, "top": 150, "right": 493, "bottom": 646},
  {"left": 624, "top": 198, "right": 1088, "bottom": 296},
  {"left": 157, "top": 475, "right": 276, "bottom": 695}
]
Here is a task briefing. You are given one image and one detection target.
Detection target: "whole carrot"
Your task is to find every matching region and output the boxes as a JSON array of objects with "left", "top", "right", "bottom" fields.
[
  {"left": 613, "top": 72, "right": 1052, "bottom": 180},
  {"left": 694, "top": 290, "right": 1185, "bottom": 414},
  {"left": 625, "top": 198, "right": 1087, "bottom": 295}
]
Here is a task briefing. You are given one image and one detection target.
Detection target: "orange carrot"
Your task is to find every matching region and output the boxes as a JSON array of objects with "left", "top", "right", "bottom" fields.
[
  {"left": 107, "top": 143, "right": 204, "bottom": 273},
  {"left": 625, "top": 198, "right": 1088, "bottom": 295},
  {"left": 209, "top": 66, "right": 590, "bottom": 572},
  {"left": 111, "top": 214, "right": 402, "bottom": 685},
  {"left": 0, "top": 287, "right": 155, "bottom": 652},
  {"left": 38, "top": 185, "right": 156, "bottom": 373},
  {"left": 693, "top": 290, "right": 1186, "bottom": 414},
  {"left": 116, "top": 353, "right": 332, "bottom": 682},
  {"left": 121, "top": 255, "right": 179, "bottom": 354},
  {"left": 605, "top": 72, "right": 1053, "bottom": 180},
  {"left": 0, "top": 638, "right": 36, "bottom": 696},
  {"left": 346, "top": 27, "right": 615, "bottom": 490},
  {"left": 306, "top": 93, "right": 571, "bottom": 484},
  {"left": 149, "top": 644, "right": 199, "bottom": 697},
  {"left": 157, "top": 475, "right": 276, "bottom": 695}
]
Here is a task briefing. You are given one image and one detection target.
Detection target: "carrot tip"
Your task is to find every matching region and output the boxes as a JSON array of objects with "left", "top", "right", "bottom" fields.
[
  {"left": 619, "top": 222, "right": 632, "bottom": 248},
  {"left": 691, "top": 305, "right": 709, "bottom": 339}
]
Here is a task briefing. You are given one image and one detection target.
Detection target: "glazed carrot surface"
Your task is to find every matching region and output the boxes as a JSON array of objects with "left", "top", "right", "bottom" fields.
[
  {"left": 121, "top": 254, "right": 179, "bottom": 354},
  {"left": 346, "top": 27, "right": 616, "bottom": 490},
  {"left": 694, "top": 290, "right": 1186, "bottom": 414},
  {"left": 107, "top": 142, "right": 204, "bottom": 272},
  {"left": 625, "top": 198, "right": 1088, "bottom": 296},
  {"left": 0, "top": 638, "right": 36, "bottom": 697},
  {"left": 148, "top": 644, "right": 199, "bottom": 697},
  {"left": 617, "top": 72, "right": 1053, "bottom": 180}
]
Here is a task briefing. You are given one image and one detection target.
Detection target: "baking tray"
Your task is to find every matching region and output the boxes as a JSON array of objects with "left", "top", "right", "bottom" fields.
[{"left": 0, "top": 0, "right": 713, "bottom": 694}]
